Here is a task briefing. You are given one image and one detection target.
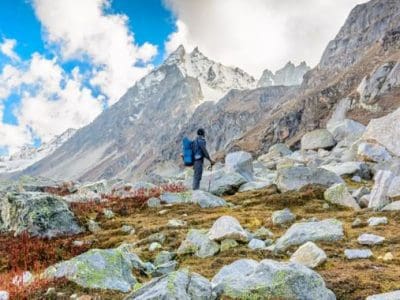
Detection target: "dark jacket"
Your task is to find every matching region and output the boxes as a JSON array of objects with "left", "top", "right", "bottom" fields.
[{"left": 193, "top": 136, "right": 211, "bottom": 162}]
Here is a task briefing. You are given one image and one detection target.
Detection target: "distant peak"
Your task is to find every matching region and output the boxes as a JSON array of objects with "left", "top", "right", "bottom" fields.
[{"left": 164, "top": 45, "right": 186, "bottom": 65}]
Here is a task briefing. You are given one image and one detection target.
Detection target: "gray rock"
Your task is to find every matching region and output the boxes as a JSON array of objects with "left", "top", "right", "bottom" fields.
[
  {"left": 125, "top": 270, "right": 212, "bottom": 300},
  {"left": 0, "top": 291, "right": 9, "bottom": 300},
  {"left": 358, "top": 142, "right": 392, "bottom": 163},
  {"left": 44, "top": 246, "right": 152, "bottom": 292},
  {"left": 320, "top": 162, "right": 364, "bottom": 177},
  {"left": 121, "top": 225, "right": 134, "bottom": 234},
  {"left": 369, "top": 170, "right": 395, "bottom": 210},
  {"left": 177, "top": 229, "right": 220, "bottom": 258},
  {"left": 324, "top": 183, "right": 360, "bottom": 210},
  {"left": 225, "top": 151, "right": 254, "bottom": 181},
  {"left": 362, "top": 107, "right": 400, "bottom": 157},
  {"left": 212, "top": 259, "right": 335, "bottom": 299},
  {"left": 352, "top": 218, "right": 364, "bottom": 228},
  {"left": 366, "top": 290, "right": 400, "bottom": 300},
  {"left": 167, "top": 219, "right": 187, "bottom": 228},
  {"left": 368, "top": 217, "right": 388, "bottom": 226},
  {"left": 359, "top": 194, "right": 371, "bottom": 208},
  {"left": 131, "top": 181, "right": 157, "bottom": 190},
  {"left": 382, "top": 201, "right": 400, "bottom": 211},
  {"left": 352, "top": 175, "right": 362, "bottom": 183},
  {"left": 87, "top": 219, "right": 101, "bottom": 233},
  {"left": 147, "top": 232, "right": 166, "bottom": 244},
  {"left": 154, "top": 251, "right": 176, "bottom": 266},
  {"left": 147, "top": 197, "right": 161, "bottom": 208},
  {"left": 271, "top": 208, "right": 296, "bottom": 226},
  {"left": 0, "top": 192, "right": 82, "bottom": 238},
  {"left": 290, "top": 241, "right": 327, "bottom": 268},
  {"left": 344, "top": 249, "right": 373, "bottom": 260},
  {"left": 388, "top": 176, "right": 400, "bottom": 200},
  {"left": 160, "top": 192, "right": 192, "bottom": 205},
  {"left": 248, "top": 239, "right": 266, "bottom": 250},
  {"left": 102, "top": 208, "right": 114, "bottom": 219},
  {"left": 149, "top": 242, "right": 162, "bottom": 252},
  {"left": 191, "top": 190, "right": 227, "bottom": 208},
  {"left": 301, "top": 129, "right": 336, "bottom": 150},
  {"left": 358, "top": 233, "right": 385, "bottom": 245},
  {"left": 276, "top": 166, "right": 343, "bottom": 192},
  {"left": 208, "top": 216, "right": 248, "bottom": 242},
  {"left": 151, "top": 261, "right": 178, "bottom": 277},
  {"left": 253, "top": 227, "right": 274, "bottom": 240},
  {"left": 220, "top": 239, "right": 239, "bottom": 252},
  {"left": 328, "top": 119, "right": 365, "bottom": 142},
  {"left": 200, "top": 170, "right": 247, "bottom": 196},
  {"left": 78, "top": 180, "right": 111, "bottom": 194},
  {"left": 238, "top": 180, "right": 272, "bottom": 192},
  {"left": 352, "top": 187, "right": 370, "bottom": 201},
  {"left": 273, "top": 219, "right": 344, "bottom": 253}
]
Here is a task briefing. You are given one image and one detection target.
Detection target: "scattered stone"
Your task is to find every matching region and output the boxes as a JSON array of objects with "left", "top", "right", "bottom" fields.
[
  {"left": 191, "top": 190, "right": 227, "bottom": 208},
  {"left": 366, "top": 290, "right": 400, "bottom": 300},
  {"left": 201, "top": 170, "right": 247, "bottom": 196},
  {"left": 44, "top": 246, "right": 152, "bottom": 292},
  {"left": 345, "top": 249, "right": 373, "bottom": 259},
  {"left": 238, "top": 180, "right": 272, "bottom": 192},
  {"left": 328, "top": 119, "right": 366, "bottom": 142},
  {"left": 208, "top": 216, "right": 248, "bottom": 242},
  {"left": 322, "top": 203, "right": 330, "bottom": 209},
  {"left": 276, "top": 166, "right": 343, "bottom": 192},
  {"left": 151, "top": 261, "right": 178, "bottom": 277},
  {"left": 290, "top": 242, "right": 327, "bottom": 268},
  {"left": 352, "top": 218, "right": 364, "bottom": 228},
  {"left": 272, "top": 219, "right": 344, "bottom": 253},
  {"left": 87, "top": 219, "right": 101, "bottom": 233},
  {"left": 321, "top": 162, "right": 364, "bottom": 177},
  {"left": 248, "top": 239, "right": 266, "bottom": 250},
  {"left": 382, "top": 201, "right": 400, "bottom": 211},
  {"left": 177, "top": 229, "right": 220, "bottom": 258},
  {"left": 388, "top": 176, "right": 400, "bottom": 200},
  {"left": 383, "top": 252, "right": 394, "bottom": 262},
  {"left": 45, "top": 287, "right": 56, "bottom": 296},
  {"left": 167, "top": 219, "right": 187, "bottom": 228},
  {"left": 149, "top": 242, "right": 162, "bottom": 252},
  {"left": 324, "top": 183, "right": 360, "bottom": 210},
  {"left": 147, "top": 232, "right": 166, "bottom": 244},
  {"left": 160, "top": 192, "right": 192, "bottom": 205},
  {"left": 301, "top": 129, "right": 336, "bottom": 150},
  {"left": 369, "top": 170, "right": 395, "bottom": 210},
  {"left": 154, "top": 251, "right": 176, "bottom": 266},
  {"left": 158, "top": 209, "right": 168, "bottom": 215},
  {"left": 368, "top": 217, "right": 388, "bottom": 226},
  {"left": 358, "top": 233, "right": 385, "bottom": 245},
  {"left": 225, "top": 151, "right": 254, "bottom": 181},
  {"left": 0, "top": 291, "right": 8, "bottom": 300},
  {"left": 121, "top": 225, "right": 134, "bottom": 234},
  {"left": 220, "top": 239, "right": 239, "bottom": 252},
  {"left": 212, "top": 259, "right": 335, "bottom": 299},
  {"left": 0, "top": 192, "right": 82, "bottom": 238},
  {"left": 147, "top": 197, "right": 161, "bottom": 208},
  {"left": 352, "top": 175, "right": 362, "bottom": 183},
  {"left": 125, "top": 270, "right": 212, "bottom": 300},
  {"left": 271, "top": 208, "right": 296, "bottom": 226},
  {"left": 102, "top": 208, "right": 114, "bottom": 219},
  {"left": 359, "top": 194, "right": 371, "bottom": 208},
  {"left": 352, "top": 187, "right": 370, "bottom": 201},
  {"left": 12, "top": 271, "right": 34, "bottom": 286},
  {"left": 357, "top": 142, "right": 392, "bottom": 163},
  {"left": 253, "top": 227, "right": 274, "bottom": 240}
]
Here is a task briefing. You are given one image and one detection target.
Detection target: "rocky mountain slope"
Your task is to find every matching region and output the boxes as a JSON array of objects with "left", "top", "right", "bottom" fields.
[
  {"left": 22, "top": 47, "right": 258, "bottom": 181},
  {"left": 0, "top": 128, "right": 76, "bottom": 174},
  {"left": 257, "top": 61, "right": 310, "bottom": 87}
]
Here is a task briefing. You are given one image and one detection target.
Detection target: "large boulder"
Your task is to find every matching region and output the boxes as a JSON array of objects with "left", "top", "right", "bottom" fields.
[
  {"left": 238, "top": 180, "right": 272, "bottom": 192},
  {"left": 301, "top": 129, "right": 336, "bottom": 150},
  {"left": 357, "top": 142, "right": 392, "bottom": 163},
  {"left": 211, "top": 259, "right": 335, "bottom": 299},
  {"left": 369, "top": 170, "right": 395, "bottom": 210},
  {"left": 44, "top": 245, "right": 153, "bottom": 292},
  {"left": 290, "top": 241, "right": 327, "bottom": 268},
  {"left": 225, "top": 151, "right": 254, "bottom": 181},
  {"left": 362, "top": 107, "right": 400, "bottom": 157},
  {"left": 276, "top": 166, "right": 343, "bottom": 192},
  {"left": 320, "top": 162, "right": 365, "bottom": 177},
  {"left": 366, "top": 290, "right": 400, "bottom": 300},
  {"left": 125, "top": 270, "right": 212, "bottom": 300},
  {"left": 272, "top": 219, "right": 344, "bottom": 253},
  {"left": 0, "top": 192, "right": 82, "bottom": 238},
  {"left": 200, "top": 170, "right": 247, "bottom": 196},
  {"left": 388, "top": 176, "right": 400, "bottom": 201},
  {"left": 160, "top": 191, "right": 227, "bottom": 208},
  {"left": 327, "top": 119, "right": 365, "bottom": 142},
  {"left": 324, "top": 183, "right": 360, "bottom": 210},
  {"left": 177, "top": 229, "right": 220, "bottom": 258},
  {"left": 208, "top": 216, "right": 248, "bottom": 242}
]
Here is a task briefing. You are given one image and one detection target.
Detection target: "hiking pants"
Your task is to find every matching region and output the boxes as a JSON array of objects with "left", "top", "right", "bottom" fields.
[{"left": 193, "top": 159, "right": 204, "bottom": 190}]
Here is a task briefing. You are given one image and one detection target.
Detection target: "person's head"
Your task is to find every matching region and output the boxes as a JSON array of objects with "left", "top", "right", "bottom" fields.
[{"left": 197, "top": 128, "right": 205, "bottom": 137}]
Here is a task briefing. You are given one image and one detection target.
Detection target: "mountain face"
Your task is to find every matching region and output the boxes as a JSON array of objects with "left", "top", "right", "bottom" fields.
[
  {"left": 0, "top": 128, "right": 76, "bottom": 174},
  {"left": 22, "top": 47, "right": 258, "bottom": 181},
  {"left": 232, "top": 0, "right": 400, "bottom": 155},
  {"left": 257, "top": 62, "right": 310, "bottom": 87}
]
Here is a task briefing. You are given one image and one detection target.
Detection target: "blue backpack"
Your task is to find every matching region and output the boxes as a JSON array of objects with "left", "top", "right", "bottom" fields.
[{"left": 182, "top": 137, "right": 194, "bottom": 166}]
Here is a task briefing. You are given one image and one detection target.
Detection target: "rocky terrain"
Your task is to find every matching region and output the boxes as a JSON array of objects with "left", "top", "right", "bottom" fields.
[
  {"left": 0, "top": 0, "right": 400, "bottom": 299},
  {"left": 257, "top": 61, "right": 310, "bottom": 88}
]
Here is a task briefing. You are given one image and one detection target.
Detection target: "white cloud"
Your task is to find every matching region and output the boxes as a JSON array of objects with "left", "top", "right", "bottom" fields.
[
  {"left": 164, "top": 0, "right": 366, "bottom": 77},
  {"left": 0, "top": 53, "right": 103, "bottom": 152},
  {"left": 32, "top": 0, "right": 158, "bottom": 103},
  {"left": 0, "top": 38, "right": 20, "bottom": 61}
]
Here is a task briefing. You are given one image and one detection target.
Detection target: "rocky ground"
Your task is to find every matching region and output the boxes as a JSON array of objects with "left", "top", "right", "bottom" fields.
[{"left": 1, "top": 108, "right": 400, "bottom": 299}]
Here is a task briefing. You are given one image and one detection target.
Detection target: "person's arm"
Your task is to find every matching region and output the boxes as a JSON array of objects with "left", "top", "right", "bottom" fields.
[{"left": 199, "top": 140, "right": 214, "bottom": 164}]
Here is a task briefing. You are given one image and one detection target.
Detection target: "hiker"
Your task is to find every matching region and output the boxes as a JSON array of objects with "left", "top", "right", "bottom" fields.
[{"left": 192, "top": 128, "right": 215, "bottom": 190}]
